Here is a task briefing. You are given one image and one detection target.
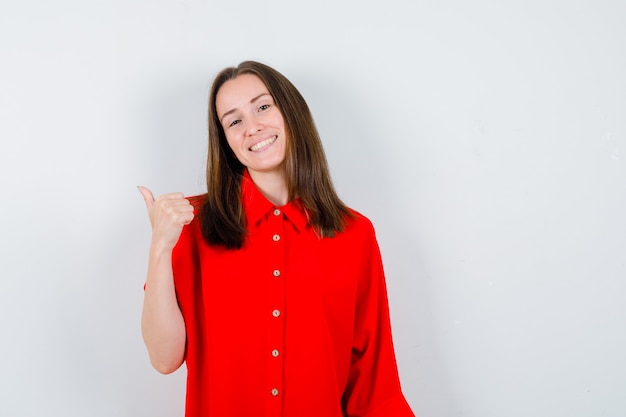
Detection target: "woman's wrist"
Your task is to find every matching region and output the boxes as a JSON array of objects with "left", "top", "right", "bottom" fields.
[{"left": 149, "top": 239, "right": 174, "bottom": 261}]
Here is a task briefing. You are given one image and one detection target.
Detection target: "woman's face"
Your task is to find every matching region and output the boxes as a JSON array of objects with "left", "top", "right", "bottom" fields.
[{"left": 216, "top": 73, "right": 287, "bottom": 178}]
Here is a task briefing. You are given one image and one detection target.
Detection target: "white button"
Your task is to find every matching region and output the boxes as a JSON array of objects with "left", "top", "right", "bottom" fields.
[
  {"left": 271, "top": 388, "right": 279, "bottom": 396},
  {"left": 271, "top": 349, "right": 280, "bottom": 357},
  {"left": 273, "top": 209, "right": 281, "bottom": 216},
  {"left": 272, "top": 234, "right": 281, "bottom": 242},
  {"left": 273, "top": 269, "right": 281, "bottom": 277},
  {"left": 272, "top": 309, "right": 281, "bottom": 318}
]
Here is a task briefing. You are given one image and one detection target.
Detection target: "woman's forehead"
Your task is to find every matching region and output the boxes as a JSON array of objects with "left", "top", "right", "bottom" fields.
[{"left": 216, "top": 74, "right": 270, "bottom": 108}]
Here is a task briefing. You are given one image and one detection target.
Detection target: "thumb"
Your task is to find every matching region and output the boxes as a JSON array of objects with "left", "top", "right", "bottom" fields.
[{"left": 137, "top": 185, "right": 155, "bottom": 211}]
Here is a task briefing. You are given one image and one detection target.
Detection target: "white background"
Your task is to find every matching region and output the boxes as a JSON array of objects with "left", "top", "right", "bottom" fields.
[{"left": 1, "top": 1, "right": 625, "bottom": 416}]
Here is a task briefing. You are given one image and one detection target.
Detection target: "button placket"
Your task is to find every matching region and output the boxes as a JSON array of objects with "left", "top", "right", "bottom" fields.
[{"left": 267, "top": 207, "right": 286, "bottom": 414}]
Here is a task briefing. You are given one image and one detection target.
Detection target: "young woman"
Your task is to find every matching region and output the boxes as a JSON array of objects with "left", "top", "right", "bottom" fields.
[{"left": 139, "top": 61, "right": 415, "bottom": 417}]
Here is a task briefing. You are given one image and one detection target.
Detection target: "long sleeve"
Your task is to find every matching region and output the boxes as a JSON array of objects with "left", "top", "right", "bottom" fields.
[{"left": 341, "top": 224, "right": 415, "bottom": 417}]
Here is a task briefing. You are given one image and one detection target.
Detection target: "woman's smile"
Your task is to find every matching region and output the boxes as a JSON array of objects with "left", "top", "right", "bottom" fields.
[{"left": 249, "top": 135, "right": 277, "bottom": 152}]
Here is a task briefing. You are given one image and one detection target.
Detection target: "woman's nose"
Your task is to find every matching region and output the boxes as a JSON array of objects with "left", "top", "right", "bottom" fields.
[{"left": 247, "top": 119, "right": 263, "bottom": 135}]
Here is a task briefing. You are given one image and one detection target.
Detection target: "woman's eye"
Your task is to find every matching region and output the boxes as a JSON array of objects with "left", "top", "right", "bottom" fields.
[
  {"left": 229, "top": 119, "right": 241, "bottom": 127},
  {"left": 258, "top": 104, "right": 270, "bottom": 112}
]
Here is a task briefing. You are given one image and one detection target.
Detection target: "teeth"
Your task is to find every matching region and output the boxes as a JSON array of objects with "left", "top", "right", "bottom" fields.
[{"left": 249, "top": 136, "right": 276, "bottom": 152}]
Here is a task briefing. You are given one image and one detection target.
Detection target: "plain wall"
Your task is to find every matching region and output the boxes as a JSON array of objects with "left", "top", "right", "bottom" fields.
[{"left": 1, "top": 1, "right": 625, "bottom": 416}]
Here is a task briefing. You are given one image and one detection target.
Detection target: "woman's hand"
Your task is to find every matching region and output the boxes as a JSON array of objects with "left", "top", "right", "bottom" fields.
[
  {"left": 138, "top": 186, "right": 190, "bottom": 374},
  {"left": 138, "top": 186, "right": 194, "bottom": 253}
]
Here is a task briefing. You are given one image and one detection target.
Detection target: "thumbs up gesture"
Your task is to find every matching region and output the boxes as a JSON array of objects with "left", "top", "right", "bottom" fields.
[{"left": 138, "top": 186, "right": 195, "bottom": 252}]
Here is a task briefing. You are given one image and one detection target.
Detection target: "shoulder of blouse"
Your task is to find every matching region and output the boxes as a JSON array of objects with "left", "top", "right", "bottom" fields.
[
  {"left": 173, "top": 194, "right": 206, "bottom": 248},
  {"left": 186, "top": 194, "right": 206, "bottom": 213},
  {"left": 342, "top": 207, "right": 378, "bottom": 239}
]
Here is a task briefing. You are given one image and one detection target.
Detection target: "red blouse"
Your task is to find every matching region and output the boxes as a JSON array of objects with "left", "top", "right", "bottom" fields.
[{"left": 171, "top": 171, "right": 414, "bottom": 417}]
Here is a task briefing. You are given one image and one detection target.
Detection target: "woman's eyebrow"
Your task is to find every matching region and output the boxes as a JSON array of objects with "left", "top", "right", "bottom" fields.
[{"left": 220, "top": 93, "right": 271, "bottom": 123}]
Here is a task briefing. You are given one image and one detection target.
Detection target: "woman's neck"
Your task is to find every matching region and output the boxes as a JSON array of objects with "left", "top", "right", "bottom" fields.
[{"left": 248, "top": 168, "right": 289, "bottom": 207}]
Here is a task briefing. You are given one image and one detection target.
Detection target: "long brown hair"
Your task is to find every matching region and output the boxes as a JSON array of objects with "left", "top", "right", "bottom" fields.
[{"left": 201, "top": 60, "right": 352, "bottom": 249}]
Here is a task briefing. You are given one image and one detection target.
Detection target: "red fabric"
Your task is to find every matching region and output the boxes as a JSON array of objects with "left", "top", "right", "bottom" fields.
[{"left": 171, "top": 170, "right": 414, "bottom": 417}]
